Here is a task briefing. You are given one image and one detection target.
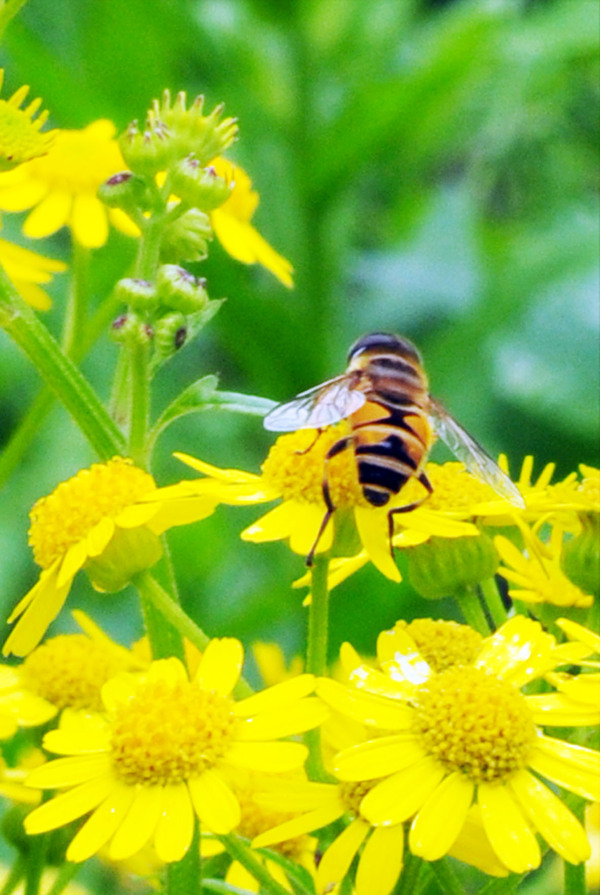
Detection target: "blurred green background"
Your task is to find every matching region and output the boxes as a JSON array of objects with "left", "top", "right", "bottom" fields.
[{"left": 0, "top": 0, "right": 598, "bottom": 665}]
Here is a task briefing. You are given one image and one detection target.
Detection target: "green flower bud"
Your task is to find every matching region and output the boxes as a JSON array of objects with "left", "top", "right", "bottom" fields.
[
  {"left": 154, "top": 311, "right": 188, "bottom": 359},
  {"left": 160, "top": 208, "right": 212, "bottom": 262},
  {"left": 561, "top": 513, "right": 600, "bottom": 595},
  {"left": 171, "top": 157, "right": 232, "bottom": 211},
  {"left": 98, "top": 171, "right": 152, "bottom": 214},
  {"left": 406, "top": 533, "right": 499, "bottom": 600},
  {"left": 119, "top": 117, "right": 173, "bottom": 176},
  {"left": 86, "top": 526, "right": 163, "bottom": 592},
  {"left": 114, "top": 278, "right": 158, "bottom": 314},
  {"left": 156, "top": 264, "right": 209, "bottom": 314},
  {"left": 150, "top": 90, "right": 238, "bottom": 165},
  {"left": 110, "top": 313, "right": 153, "bottom": 346}
]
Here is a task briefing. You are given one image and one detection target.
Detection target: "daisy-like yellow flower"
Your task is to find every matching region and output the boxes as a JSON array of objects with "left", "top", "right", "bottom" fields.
[
  {"left": 0, "top": 120, "right": 138, "bottom": 247},
  {"left": 210, "top": 157, "right": 293, "bottom": 287},
  {"left": 317, "top": 616, "right": 600, "bottom": 874},
  {"left": 3, "top": 457, "right": 218, "bottom": 658},
  {"left": 0, "top": 70, "right": 54, "bottom": 171},
  {"left": 495, "top": 521, "right": 594, "bottom": 608},
  {"left": 0, "top": 611, "right": 146, "bottom": 731},
  {"left": 173, "top": 446, "right": 482, "bottom": 584},
  {"left": 253, "top": 778, "right": 509, "bottom": 895},
  {"left": 24, "top": 641, "right": 328, "bottom": 863},
  {"left": 0, "top": 227, "right": 65, "bottom": 309}
]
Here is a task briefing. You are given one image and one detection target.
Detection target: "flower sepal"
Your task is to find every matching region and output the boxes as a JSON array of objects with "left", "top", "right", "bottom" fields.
[
  {"left": 161, "top": 208, "right": 213, "bottom": 263},
  {"left": 85, "top": 526, "right": 163, "bottom": 593},
  {"left": 561, "top": 513, "right": 600, "bottom": 596},
  {"left": 407, "top": 532, "right": 499, "bottom": 600},
  {"left": 171, "top": 157, "right": 232, "bottom": 211}
]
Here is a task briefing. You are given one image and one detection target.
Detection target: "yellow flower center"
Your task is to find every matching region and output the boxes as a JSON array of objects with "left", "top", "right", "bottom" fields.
[
  {"left": 0, "top": 95, "right": 53, "bottom": 170},
  {"left": 28, "top": 458, "right": 155, "bottom": 569},
  {"left": 110, "top": 678, "right": 237, "bottom": 785},
  {"left": 398, "top": 619, "right": 483, "bottom": 672},
  {"left": 340, "top": 780, "right": 377, "bottom": 817},
  {"left": 412, "top": 666, "right": 536, "bottom": 783},
  {"left": 22, "top": 635, "right": 128, "bottom": 711},
  {"left": 261, "top": 427, "right": 368, "bottom": 508},
  {"left": 402, "top": 462, "right": 496, "bottom": 511}
]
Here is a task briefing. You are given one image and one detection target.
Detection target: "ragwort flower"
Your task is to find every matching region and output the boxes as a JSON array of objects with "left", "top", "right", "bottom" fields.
[
  {"left": 0, "top": 120, "right": 138, "bottom": 247},
  {"left": 174, "top": 445, "right": 480, "bottom": 584},
  {"left": 0, "top": 70, "right": 54, "bottom": 171},
  {"left": 317, "top": 616, "right": 600, "bottom": 874},
  {"left": 24, "top": 641, "right": 328, "bottom": 863},
  {"left": 3, "top": 457, "right": 218, "bottom": 657}
]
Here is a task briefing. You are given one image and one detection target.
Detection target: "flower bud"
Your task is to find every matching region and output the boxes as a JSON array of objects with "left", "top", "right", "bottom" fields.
[
  {"left": 150, "top": 90, "right": 238, "bottom": 164},
  {"left": 406, "top": 533, "right": 499, "bottom": 600},
  {"left": 160, "top": 208, "right": 212, "bottom": 262},
  {"left": 85, "top": 527, "right": 163, "bottom": 592},
  {"left": 156, "top": 264, "right": 209, "bottom": 314},
  {"left": 110, "top": 313, "right": 153, "bottom": 347},
  {"left": 170, "top": 157, "right": 232, "bottom": 211},
  {"left": 154, "top": 311, "right": 188, "bottom": 359},
  {"left": 561, "top": 513, "right": 600, "bottom": 595},
  {"left": 98, "top": 170, "right": 153, "bottom": 215},
  {"left": 114, "top": 278, "right": 158, "bottom": 314},
  {"left": 119, "top": 117, "right": 173, "bottom": 176}
]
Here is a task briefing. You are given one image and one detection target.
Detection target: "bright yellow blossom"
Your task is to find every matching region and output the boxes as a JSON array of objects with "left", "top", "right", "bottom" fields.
[
  {"left": 0, "top": 120, "right": 138, "bottom": 247},
  {"left": 24, "top": 642, "right": 328, "bottom": 863},
  {"left": 317, "top": 616, "right": 599, "bottom": 874},
  {"left": 0, "top": 70, "right": 54, "bottom": 171},
  {"left": 3, "top": 458, "right": 218, "bottom": 657}
]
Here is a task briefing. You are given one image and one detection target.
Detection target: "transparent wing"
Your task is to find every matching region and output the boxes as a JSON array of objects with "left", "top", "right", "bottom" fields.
[
  {"left": 264, "top": 376, "right": 367, "bottom": 431},
  {"left": 428, "top": 399, "right": 525, "bottom": 508}
]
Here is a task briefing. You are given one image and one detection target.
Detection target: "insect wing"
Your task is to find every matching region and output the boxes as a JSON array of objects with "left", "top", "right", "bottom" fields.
[
  {"left": 264, "top": 376, "right": 367, "bottom": 431},
  {"left": 428, "top": 399, "right": 525, "bottom": 508}
]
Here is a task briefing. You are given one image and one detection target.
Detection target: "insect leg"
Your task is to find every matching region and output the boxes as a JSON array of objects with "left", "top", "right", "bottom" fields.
[
  {"left": 295, "top": 429, "right": 323, "bottom": 455},
  {"left": 306, "top": 435, "right": 355, "bottom": 567},
  {"left": 386, "top": 472, "right": 434, "bottom": 557}
]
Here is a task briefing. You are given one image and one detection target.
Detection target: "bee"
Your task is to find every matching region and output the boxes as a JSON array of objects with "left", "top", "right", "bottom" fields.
[{"left": 264, "top": 332, "right": 525, "bottom": 564}]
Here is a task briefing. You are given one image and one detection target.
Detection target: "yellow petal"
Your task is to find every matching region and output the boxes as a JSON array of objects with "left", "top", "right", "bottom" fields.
[
  {"left": 173, "top": 453, "right": 262, "bottom": 484},
  {"left": 154, "top": 783, "right": 194, "bottom": 862},
  {"left": 317, "top": 678, "right": 413, "bottom": 730},
  {"left": 85, "top": 517, "right": 116, "bottom": 557},
  {"left": 316, "top": 819, "right": 369, "bottom": 894},
  {"left": 360, "top": 757, "right": 446, "bottom": 826},
  {"left": 354, "top": 507, "right": 401, "bottom": 582},
  {"left": 235, "top": 697, "right": 328, "bottom": 740},
  {"left": 66, "top": 782, "right": 135, "bottom": 862},
  {"left": 109, "top": 785, "right": 164, "bottom": 860},
  {"left": 43, "top": 710, "right": 110, "bottom": 754},
  {"left": 334, "top": 734, "right": 426, "bottom": 781},
  {"left": 253, "top": 803, "right": 342, "bottom": 849},
  {"left": 23, "top": 189, "right": 71, "bottom": 238},
  {"left": 71, "top": 192, "right": 109, "bottom": 248},
  {"left": 528, "top": 736, "right": 600, "bottom": 801},
  {"left": 224, "top": 741, "right": 308, "bottom": 773},
  {"left": 188, "top": 769, "right": 241, "bottom": 834},
  {"left": 478, "top": 781, "right": 541, "bottom": 873},
  {"left": 24, "top": 774, "right": 114, "bottom": 834},
  {"left": 196, "top": 638, "right": 243, "bottom": 696},
  {"left": 409, "top": 772, "right": 474, "bottom": 860},
  {"left": 508, "top": 769, "right": 591, "bottom": 863},
  {"left": 3, "top": 572, "right": 71, "bottom": 657},
  {"left": 57, "top": 539, "right": 89, "bottom": 587},
  {"left": 526, "top": 692, "right": 600, "bottom": 726},
  {"left": 26, "top": 754, "right": 112, "bottom": 789},
  {"left": 356, "top": 824, "right": 404, "bottom": 895},
  {"left": 234, "top": 674, "right": 316, "bottom": 716}
]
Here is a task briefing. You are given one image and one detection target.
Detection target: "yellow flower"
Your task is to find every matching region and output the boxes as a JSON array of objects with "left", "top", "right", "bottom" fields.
[
  {"left": 0, "top": 228, "right": 65, "bottom": 309},
  {"left": 0, "top": 120, "right": 138, "bottom": 247},
  {"left": 210, "top": 158, "right": 293, "bottom": 287},
  {"left": 0, "top": 611, "right": 146, "bottom": 732},
  {"left": 495, "top": 521, "right": 594, "bottom": 608},
  {"left": 3, "top": 457, "right": 218, "bottom": 657},
  {"left": 24, "top": 642, "right": 328, "bottom": 863},
  {"left": 317, "top": 616, "right": 599, "bottom": 874},
  {"left": 252, "top": 779, "right": 509, "bottom": 895},
  {"left": 0, "top": 70, "right": 54, "bottom": 171}
]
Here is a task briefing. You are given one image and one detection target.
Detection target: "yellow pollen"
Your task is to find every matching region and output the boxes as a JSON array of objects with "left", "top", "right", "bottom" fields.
[
  {"left": 397, "top": 619, "right": 483, "bottom": 672},
  {"left": 339, "top": 780, "right": 377, "bottom": 818},
  {"left": 110, "top": 679, "right": 237, "bottom": 785},
  {"left": 261, "top": 427, "right": 368, "bottom": 508},
  {"left": 402, "top": 462, "right": 496, "bottom": 511},
  {"left": 22, "top": 635, "right": 128, "bottom": 711},
  {"left": 28, "top": 458, "right": 156, "bottom": 569},
  {"left": 412, "top": 666, "right": 536, "bottom": 783}
]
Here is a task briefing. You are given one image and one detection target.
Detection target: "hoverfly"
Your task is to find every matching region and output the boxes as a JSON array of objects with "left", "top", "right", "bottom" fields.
[{"left": 264, "top": 332, "right": 524, "bottom": 564}]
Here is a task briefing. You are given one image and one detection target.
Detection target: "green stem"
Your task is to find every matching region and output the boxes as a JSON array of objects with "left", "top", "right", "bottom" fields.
[
  {"left": 480, "top": 577, "right": 508, "bottom": 630},
  {"left": 165, "top": 819, "right": 201, "bottom": 895},
  {"left": 305, "top": 554, "right": 330, "bottom": 781},
  {"left": 134, "top": 216, "right": 163, "bottom": 279},
  {"left": 23, "top": 830, "right": 48, "bottom": 895},
  {"left": 126, "top": 333, "right": 151, "bottom": 465},
  {"left": 0, "top": 265, "right": 125, "bottom": 459},
  {"left": 564, "top": 800, "right": 587, "bottom": 895},
  {"left": 134, "top": 570, "right": 204, "bottom": 660},
  {"left": 61, "top": 243, "right": 91, "bottom": 357},
  {"left": 455, "top": 584, "right": 491, "bottom": 635},
  {"left": 218, "top": 835, "right": 300, "bottom": 895}
]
